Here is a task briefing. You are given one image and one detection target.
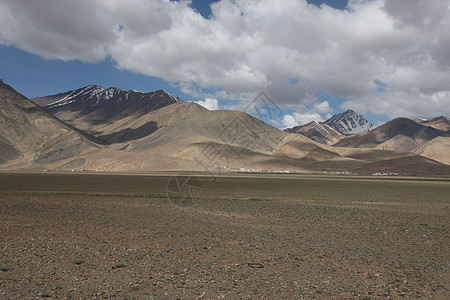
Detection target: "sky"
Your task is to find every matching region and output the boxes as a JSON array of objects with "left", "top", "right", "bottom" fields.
[{"left": 0, "top": 0, "right": 449, "bottom": 128}]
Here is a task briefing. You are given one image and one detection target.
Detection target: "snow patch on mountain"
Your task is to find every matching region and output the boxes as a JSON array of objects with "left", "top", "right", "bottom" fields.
[
  {"left": 46, "top": 86, "right": 181, "bottom": 109},
  {"left": 324, "top": 109, "right": 374, "bottom": 135}
]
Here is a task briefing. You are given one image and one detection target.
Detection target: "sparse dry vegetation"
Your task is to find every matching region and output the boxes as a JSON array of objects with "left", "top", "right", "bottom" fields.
[{"left": 0, "top": 172, "right": 449, "bottom": 298}]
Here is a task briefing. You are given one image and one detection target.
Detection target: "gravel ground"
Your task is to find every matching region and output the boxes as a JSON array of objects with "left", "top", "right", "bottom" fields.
[{"left": 0, "top": 173, "right": 449, "bottom": 299}]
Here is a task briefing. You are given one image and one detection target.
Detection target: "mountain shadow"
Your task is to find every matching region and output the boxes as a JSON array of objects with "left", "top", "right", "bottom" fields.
[{"left": 97, "top": 121, "right": 159, "bottom": 144}]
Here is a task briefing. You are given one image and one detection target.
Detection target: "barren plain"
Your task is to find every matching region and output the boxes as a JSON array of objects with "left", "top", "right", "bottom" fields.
[{"left": 0, "top": 173, "right": 449, "bottom": 299}]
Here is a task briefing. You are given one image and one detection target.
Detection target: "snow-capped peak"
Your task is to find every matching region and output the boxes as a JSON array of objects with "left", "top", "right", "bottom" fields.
[
  {"left": 45, "top": 85, "right": 182, "bottom": 110},
  {"left": 160, "top": 90, "right": 182, "bottom": 103},
  {"left": 415, "top": 117, "right": 428, "bottom": 122},
  {"left": 324, "top": 109, "right": 374, "bottom": 135}
]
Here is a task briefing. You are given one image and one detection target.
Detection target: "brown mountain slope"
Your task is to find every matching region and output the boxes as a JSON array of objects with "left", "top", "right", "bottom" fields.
[
  {"left": 413, "top": 137, "right": 450, "bottom": 165},
  {"left": 375, "top": 134, "right": 419, "bottom": 152},
  {"left": 127, "top": 108, "right": 284, "bottom": 153},
  {"left": 94, "top": 101, "right": 208, "bottom": 144},
  {"left": 415, "top": 116, "right": 450, "bottom": 132},
  {"left": 45, "top": 102, "right": 354, "bottom": 173},
  {"left": 334, "top": 147, "right": 417, "bottom": 163},
  {"left": 334, "top": 117, "right": 443, "bottom": 150},
  {"left": 328, "top": 146, "right": 450, "bottom": 175},
  {"left": 285, "top": 121, "right": 344, "bottom": 145},
  {"left": 0, "top": 135, "right": 21, "bottom": 163},
  {"left": 0, "top": 80, "right": 97, "bottom": 168},
  {"left": 354, "top": 155, "right": 450, "bottom": 176},
  {"left": 113, "top": 107, "right": 329, "bottom": 171}
]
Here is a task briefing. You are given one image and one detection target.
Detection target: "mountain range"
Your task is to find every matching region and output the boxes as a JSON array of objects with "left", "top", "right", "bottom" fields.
[
  {"left": 284, "top": 109, "right": 375, "bottom": 146},
  {"left": 414, "top": 116, "right": 450, "bottom": 132},
  {"left": 284, "top": 111, "right": 449, "bottom": 165},
  {"left": 0, "top": 80, "right": 449, "bottom": 176}
]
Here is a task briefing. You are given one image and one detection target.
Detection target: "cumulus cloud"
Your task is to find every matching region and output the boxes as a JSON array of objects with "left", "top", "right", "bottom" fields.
[
  {"left": 282, "top": 114, "right": 298, "bottom": 129},
  {"left": 280, "top": 100, "right": 332, "bottom": 128},
  {"left": 282, "top": 112, "right": 324, "bottom": 129},
  {"left": 0, "top": 0, "right": 172, "bottom": 62},
  {"left": 0, "top": 0, "right": 449, "bottom": 119},
  {"left": 382, "top": 0, "right": 449, "bottom": 29},
  {"left": 342, "top": 88, "right": 450, "bottom": 120},
  {"left": 194, "top": 98, "right": 220, "bottom": 110},
  {"left": 313, "top": 101, "right": 333, "bottom": 114}
]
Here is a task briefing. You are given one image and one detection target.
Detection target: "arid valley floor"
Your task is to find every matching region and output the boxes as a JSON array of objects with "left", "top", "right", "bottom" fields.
[{"left": 0, "top": 173, "right": 449, "bottom": 299}]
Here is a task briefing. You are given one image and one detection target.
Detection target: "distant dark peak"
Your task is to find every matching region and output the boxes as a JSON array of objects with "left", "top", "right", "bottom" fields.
[
  {"left": 415, "top": 116, "right": 449, "bottom": 123},
  {"left": 428, "top": 116, "right": 449, "bottom": 121},
  {"left": 33, "top": 84, "right": 183, "bottom": 115}
]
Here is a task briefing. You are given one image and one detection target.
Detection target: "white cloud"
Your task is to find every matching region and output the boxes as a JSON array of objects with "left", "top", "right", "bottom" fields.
[
  {"left": 281, "top": 100, "right": 331, "bottom": 128},
  {"left": 194, "top": 98, "right": 220, "bottom": 110},
  {"left": 342, "top": 88, "right": 450, "bottom": 120},
  {"left": 0, "top": 0, "right": 449, "bottom": 119},
  {"left": 382, "top": 0, "right": 449, "bottom": 29},
  {"left": 313, "top": 101, "right": 333, "bottom": 114},
  {"left": 282, "top": 114, "right": 298, "bottom": 129},
  {"left": 282, "top": 112, "right": 324, "bottom": 128}
]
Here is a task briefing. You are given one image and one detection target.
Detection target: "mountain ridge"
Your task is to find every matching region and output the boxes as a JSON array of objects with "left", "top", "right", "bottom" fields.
[
  {"left": 414, "top": 116, "right": 450, "bottom": 132},
  {"left": 284, "top": 121, "right": 343, "bottom": 145},
  {"left": 333, "top": 117, "right": 447, "bottom": 167},
  {"left": 1, "top": 82, "right": 448, "bottom": 176},
  {"left": 33, "top": 85, "right": 182, "bottom": 108}
]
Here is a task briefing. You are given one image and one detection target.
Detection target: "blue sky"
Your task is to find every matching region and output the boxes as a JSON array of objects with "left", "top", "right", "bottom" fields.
[{"left": 0, "top": 0, "right": 449, "bottom": 128}]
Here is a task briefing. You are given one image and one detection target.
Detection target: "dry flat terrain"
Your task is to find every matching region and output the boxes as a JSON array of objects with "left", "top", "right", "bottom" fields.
[{"left": 0, "top": 173, "right": 449, "bottom": 299}]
